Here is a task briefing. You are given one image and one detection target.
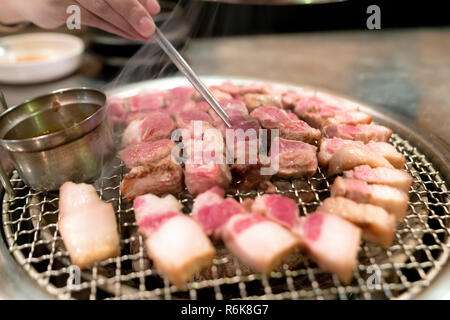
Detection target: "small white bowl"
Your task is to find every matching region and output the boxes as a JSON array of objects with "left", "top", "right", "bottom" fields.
[{"left": 0, "top": 33, "right": 84, "bottom": 84}]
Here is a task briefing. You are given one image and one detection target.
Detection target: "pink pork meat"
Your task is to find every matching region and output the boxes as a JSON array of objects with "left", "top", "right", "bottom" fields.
[
  {"left": 128, "top": 90, "right": 165, "bottom": 112},
  {"left": 323, "top": 124, "right": 392, "bottom": 143},
  {"left": 192, "top": 187, "right": 248, "bottom": 238},
  {"left": 134, "top": 193, "right": 215, "bottom": 288},
  {"left": 121, "top": 111, "right": 175, "bottom": 146},
  {"left": 296, "top": 212, "right": 361, "bottom": 283},
  {"left": 318, "top": 197, "right": 396, "bottom": 248},
  {"left": 251, "top": 194, "right": 300, "bottom": 229},
  {"left": 222, "top": 214, "right": 300, "bottom": 274},
  {"left": 270, "top": 137, "right": 318, "bottom": 178},
  {"left": 318, "top": 138, "right": 405, "bottom": 169},
  {"left": 294, "top": 96, "right": 358, "bottom": 116},
  {"left": 304, "top": 110, "right": 372, "bottom": 129},
  {"left": 327, "top": 145, "right": 393, "bottom": 176},
  {"left": 250, "top": 106, "right": 320, "bottom": 143},
  {"left": 343, "top": 165, "right": 413, "bottom": 193},
  {"left": 119, "top": 139, "right": 176, "bottom": 169},
  {"left": 330, "top": 177, "right": 409, "bottom": 221}
]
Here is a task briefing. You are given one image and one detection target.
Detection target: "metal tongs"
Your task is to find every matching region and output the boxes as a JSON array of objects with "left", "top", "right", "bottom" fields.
[{"left": 153, "top": 27, "right": 232, "bottom": 128}]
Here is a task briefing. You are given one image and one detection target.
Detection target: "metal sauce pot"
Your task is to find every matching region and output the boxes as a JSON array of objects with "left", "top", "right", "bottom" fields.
[{"left": 0, "top": 88, "right": 114, "bottom": 196}]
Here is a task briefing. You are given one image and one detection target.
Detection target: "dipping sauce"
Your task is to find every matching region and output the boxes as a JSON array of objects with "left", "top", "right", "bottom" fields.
[{"left": 3, "top": 103, "right": 100, "bottom": 140}]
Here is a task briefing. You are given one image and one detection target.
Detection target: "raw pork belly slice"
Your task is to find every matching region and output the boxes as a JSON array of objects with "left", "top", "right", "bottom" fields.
[
  {"left": 119, "top": 139, "right": 176, "bottom": 169},
  {"left": 330, "top": 177, "right": 409, "bottom": 221},
  {"left": 328, "top": 145, "right": 393, "bottom": 176},
  {"left": 165, "top": 86, "right": 197, "bottom": 114},
  {"left": 222, "top": 214, "right": 300, "bottom": 274},
  {"left": 250, "top": 106, "right": 320, "bottom": 143},
  {"left": 318, "top": 138, "right": 405, "bottom": 168},
  {"left": 58, "top": 182, "right": 120, "bottom": 269},
  {"left": 133, "top": 194, "right": 182, "bottom": 224},
  {"left": 244, "top": 93, "right": 282, "bottom": 111},
  {"left": 192, "top": 189, "right": 248, "bottom": 238},
  {"left": 120, "top": 156, "right": 183, "bottom": 198},
  {"left": 191, "top": 186, "right": 225, "bottom": 215},
  {"left": 129, "top": 90, "right": 165, "bottom": 112},
  {"left": 134, "top": 193, "right": 215, "bottom": 288},
  {"left": 296, "top": 212, "right": 361, "bottom": 283},
  {"left": 121, "top": 111, "right": 175, "bottom": 146},
  {"left": 344, "top": 165, "right": 413, "bottom": 193},
  {"left": 305, "top": 111, "right": 372, "bottom": 129},
  {"left": 323, "top": 124, "right": 392, "bottom": 143},
  {"left": 270, "top": 137, "right": 318, "bottom": 178},
  {"left": 251, "top": 194, "right": 300, "bottom": 229},
  {"left": 318, "top": 197, "right": 396, "bottom": 248},
  {"left": 175, "top": 110, "right": 213, "bottom": 128}
]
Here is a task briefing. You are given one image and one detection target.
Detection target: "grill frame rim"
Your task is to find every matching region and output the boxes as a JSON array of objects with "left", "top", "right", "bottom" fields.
[{"left": 0, "top": 75, "right": 449, "bottom": 300}]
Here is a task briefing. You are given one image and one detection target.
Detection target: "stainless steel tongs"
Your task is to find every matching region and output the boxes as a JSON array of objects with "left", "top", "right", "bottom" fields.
[{"left": 153, "top": 27, "right": 232, "bottom": 128}]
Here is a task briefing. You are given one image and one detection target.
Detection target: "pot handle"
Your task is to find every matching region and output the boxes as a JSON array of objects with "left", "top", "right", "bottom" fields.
[{"left": 0, "top": 91, "right": 14, "bottom": 198}]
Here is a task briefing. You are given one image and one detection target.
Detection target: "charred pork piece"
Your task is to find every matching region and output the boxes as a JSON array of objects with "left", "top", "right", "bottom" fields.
[
  {"left": 323, "top": 124, "right": 392, "bottom": 143},
  {"left": 119, "top": 139, "right": 176, "bottom": 169}
]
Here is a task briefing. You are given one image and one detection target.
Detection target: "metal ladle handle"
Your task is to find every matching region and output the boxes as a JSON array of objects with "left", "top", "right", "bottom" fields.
[{"left": 0, "top": 92, "right": 15, "bottom": 198}]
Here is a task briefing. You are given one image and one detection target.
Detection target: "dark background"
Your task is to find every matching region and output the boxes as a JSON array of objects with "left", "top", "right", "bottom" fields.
[{"left": 189, "top": 0, "right": 450, "bottom": 36}]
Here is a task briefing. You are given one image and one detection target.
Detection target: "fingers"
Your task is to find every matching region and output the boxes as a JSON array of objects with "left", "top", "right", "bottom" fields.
[
  {"left": 105, "top": 0, "right": 156, "bottom": 39},
  {"left": 78, "top": 6, "right": 142, "bottom": 41},
  {"left": 139, "top": 0, "right": 161, "bottom": 15},
  {"left": 75, "top": 0, "right": 143, "bottom": 40}
]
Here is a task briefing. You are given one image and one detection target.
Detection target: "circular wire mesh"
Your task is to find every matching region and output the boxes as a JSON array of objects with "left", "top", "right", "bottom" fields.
[{"left": 1, "top": 132, "right": 449, "bottom": 300}]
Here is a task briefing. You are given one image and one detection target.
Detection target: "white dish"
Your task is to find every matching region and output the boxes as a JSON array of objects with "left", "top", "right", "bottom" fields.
[{"left": 0, "top": 33, "right": 84, "bottom": 84}]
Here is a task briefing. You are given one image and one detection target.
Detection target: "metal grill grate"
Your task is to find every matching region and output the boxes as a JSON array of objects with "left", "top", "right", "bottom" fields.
[{"left": 2, "top": 132, "right": 449, "bottom": 300}]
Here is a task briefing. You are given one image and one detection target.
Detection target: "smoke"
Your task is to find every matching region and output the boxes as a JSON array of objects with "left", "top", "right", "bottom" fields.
[{"left": 105, "top": 1, "right": 220, "bottom": 90}]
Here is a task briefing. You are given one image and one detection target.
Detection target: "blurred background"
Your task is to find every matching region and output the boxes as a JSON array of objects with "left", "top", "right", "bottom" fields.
[{"left": 0, "top": 0, "right": 449, "bottom": 143}]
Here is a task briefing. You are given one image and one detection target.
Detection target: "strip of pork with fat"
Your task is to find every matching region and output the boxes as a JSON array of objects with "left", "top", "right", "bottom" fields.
[
  {"left": 58, "top": 182, "right": 120, "bottom": 269},
  {"left": 134, "top": 193, "right": 215, "bottom": 288},
  {"left": 330, "top": 177, "right": 408, "bottom": 221},
  {"left": 318, "top": 197, "right": 396, "bottom": 248},
  {"left": 344, "top": 165, "right": 413, "bottom": 192}
]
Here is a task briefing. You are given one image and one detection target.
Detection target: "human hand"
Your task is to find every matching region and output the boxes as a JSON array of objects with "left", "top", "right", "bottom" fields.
[{"left": 4, "top": 0, "right": 160, "bottom": 40}]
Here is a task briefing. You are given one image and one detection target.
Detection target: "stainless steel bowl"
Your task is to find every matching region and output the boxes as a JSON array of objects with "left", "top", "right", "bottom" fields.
[{"left": 0, "top": 88, "right": 114, "bottom": 194}]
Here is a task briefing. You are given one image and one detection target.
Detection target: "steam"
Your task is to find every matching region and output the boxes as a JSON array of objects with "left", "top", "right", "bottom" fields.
[{"left": 105, "top": 0, "right": 219, "bottom": 90}]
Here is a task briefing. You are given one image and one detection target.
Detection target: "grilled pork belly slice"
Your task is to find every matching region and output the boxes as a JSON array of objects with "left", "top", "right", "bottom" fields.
[
  {"left": 222, "top": 214, "right": 300, "bottom": 274},
  {"left": 120, "top": 156, "right": 183, "bottom": 199},
  {"left": 318, "top": 138, "right": 405, "bottom": 169},
  {"left": 270, "top": 137, "right": 318, "bottom": 178},
  {"left": 328, "top": 145, "right": 393, "bottom": 176},
  {"left": 251, "top": 194, "right": 300, "bottom": 229},
  {"left": 281, "top": 92, "right": 303, "bottom": 110},
  {"left": 121, "top": 111, "right": 175, "bottom": 146},
  {"left": 119, "top": 139, "right": 176, "bottom": 169},
  {"left": 323, "top": 124, "right": 392, "bottom": 143},
  {"left": 344, "top": 165, "right": 413, "bottom": 192},
  {"left": 175, "top": 110, "right": 213, "bottom": 129},
  {"left": 192, "top": 189, "right": 248, "bottom": 238},
  {"left": 185, "top": 160, "right": 232, "bottom": 197},
  {"left": 296, "top": 212, "right": 361, "bottom": 283},
  {"left": 134, "top": 194, "right": 215, "bottom": 288},
  {"left": 250, "top": 106, "right": 320, "bottom": 143},
  {"left": 321, "top": 111, "right": 372, "bottom": 127},
  {"left": 129, "top": 90, "right": 165, "bottom": 112},
  {"left": 330, "top": 177, "right": 408, "bottom": 221},
  {"left": 294, "top": 96, "right": 358, "bottom": 116},
  {"left": 58, "top": 182, "right": 120, "bottom": 269},
  {"left": 318, "top": 197, "right": 396, "bottom": 248},
  {"left": 244, "top": 93, "right": 282, "bottom": 111},
  {"left": 365, "top": 141, "right": 405, "bottom": 169}
]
